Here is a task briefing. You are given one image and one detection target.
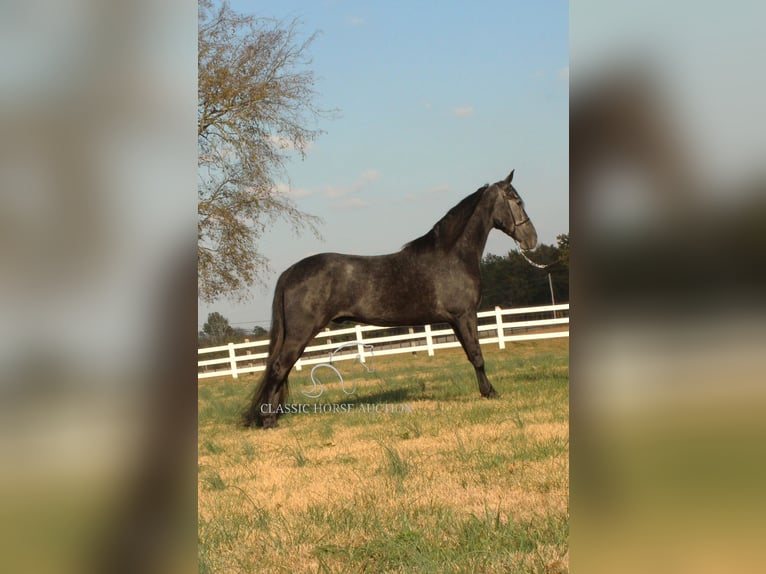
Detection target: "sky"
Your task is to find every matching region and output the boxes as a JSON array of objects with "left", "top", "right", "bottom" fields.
[{"left": 200, "top": 0, "right": 569, "bottom": 331}]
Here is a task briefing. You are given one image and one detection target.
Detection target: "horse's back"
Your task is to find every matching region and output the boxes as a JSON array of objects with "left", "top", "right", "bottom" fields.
[{"left": 278, "top": 251, "right": 442, "bottom": 325}]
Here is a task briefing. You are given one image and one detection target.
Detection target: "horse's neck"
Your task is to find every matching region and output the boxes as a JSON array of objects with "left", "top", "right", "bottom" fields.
[{"left": 453, "top": 194, "right": 494, "bottom": 264}]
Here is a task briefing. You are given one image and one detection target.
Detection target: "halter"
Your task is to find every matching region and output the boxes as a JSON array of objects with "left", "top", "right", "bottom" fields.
[
  {"left": 511, "top": 214, "right": 530, "bottom": 227},
  {"left": 506, "top": 191, "right": 529, "bottom": 228},
  {"left": 504, "top": 187, "right": 550, "bottom": 269},
  {"left": 510, "top": 208, "right": 551, "bottom": 269}
]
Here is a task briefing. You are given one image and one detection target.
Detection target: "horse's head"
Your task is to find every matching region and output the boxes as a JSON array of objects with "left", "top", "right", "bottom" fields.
[{"left": 491, "top": 169, "right": 538, "bottom": 250}]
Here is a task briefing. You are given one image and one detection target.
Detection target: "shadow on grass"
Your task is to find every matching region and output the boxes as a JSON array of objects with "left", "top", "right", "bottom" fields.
[
  {"left": 321, "top": 374, "right": 479, "bottom": 406},
  {"left": 220, "top": 362, "right": 514, "bottom": 429},
  {"left": 342, "top": 385, "right": 419, "bottom": 405}
]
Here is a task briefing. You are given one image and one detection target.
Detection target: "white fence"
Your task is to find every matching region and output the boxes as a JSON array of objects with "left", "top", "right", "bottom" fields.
[{"left": 198, "top": 303, "right": 569, "bottom": 380}]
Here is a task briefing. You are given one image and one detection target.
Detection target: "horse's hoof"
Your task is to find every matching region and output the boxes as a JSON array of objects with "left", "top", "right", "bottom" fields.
[
  {"left": 262, "top": 416, "right": 279, "bottom": 429},
  {"left": 483, "top": 389, "right": 500, "bottom": 399}
]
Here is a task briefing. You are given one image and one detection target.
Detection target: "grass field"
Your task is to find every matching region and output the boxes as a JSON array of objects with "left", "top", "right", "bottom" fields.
[{"left": 198, "top": 338, "right": 569, "bottom": 573}]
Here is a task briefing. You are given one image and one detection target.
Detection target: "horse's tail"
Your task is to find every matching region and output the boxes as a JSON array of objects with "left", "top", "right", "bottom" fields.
[
  {"left": 241, "top": 270, "right": 289, "bottom": 427},
  {"left": 266, "top": 270, "right": 288, "bottom": 361}
]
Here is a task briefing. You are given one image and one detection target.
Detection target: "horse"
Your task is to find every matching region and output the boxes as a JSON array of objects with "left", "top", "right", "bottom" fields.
[{"left": 243, "top": 169, "right": 538, "bottom": 428}]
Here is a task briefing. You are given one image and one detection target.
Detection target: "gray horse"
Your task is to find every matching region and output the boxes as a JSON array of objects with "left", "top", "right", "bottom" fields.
[{"left": 243, "top": 170, "right": 537, "bottom": 428}]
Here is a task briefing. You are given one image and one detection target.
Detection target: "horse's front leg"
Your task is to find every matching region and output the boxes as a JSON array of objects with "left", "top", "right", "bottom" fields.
[{"left": 451, "top": 313, "right": 500, "bottom": 398}]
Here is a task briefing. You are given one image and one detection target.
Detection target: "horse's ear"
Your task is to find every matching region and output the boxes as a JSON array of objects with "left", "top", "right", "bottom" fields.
[{"left": 504, "top": 169, "right": 515, "bottom": 184}]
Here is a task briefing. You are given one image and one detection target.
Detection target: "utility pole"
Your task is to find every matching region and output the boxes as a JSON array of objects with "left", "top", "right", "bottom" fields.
[{"left": 548, "top": 273, "right": 556, "bottom": 318}]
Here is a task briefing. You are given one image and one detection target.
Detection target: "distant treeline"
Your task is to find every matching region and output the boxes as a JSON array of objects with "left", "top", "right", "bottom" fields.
[
  {"left": 480, "top": 233, "right": 569, "bottom": 310},
  {"left": 199, "top": 234, "right": 569, "bottom": 347}
]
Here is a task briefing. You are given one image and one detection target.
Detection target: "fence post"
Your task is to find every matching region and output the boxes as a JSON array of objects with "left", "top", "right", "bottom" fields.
[
  {"left": 355, "top": 324, "right": 366, "bottom": 363},
  {"left": 425, "top": 324, "right": 435, "bottom": 356},
  {"left": 548, "top": 273, "right": 557, "bottom": 319},
  {"left": 228, "top": 342, "right": 238, "bottom": 379},
  {"left": 495, "top": 306, "right": 506, "bottom": 350}
]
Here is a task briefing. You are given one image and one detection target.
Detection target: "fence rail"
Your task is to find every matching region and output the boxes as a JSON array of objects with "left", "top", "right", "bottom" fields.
[{"left": 198, "top": 303, "right": 569, "bottom": 380}]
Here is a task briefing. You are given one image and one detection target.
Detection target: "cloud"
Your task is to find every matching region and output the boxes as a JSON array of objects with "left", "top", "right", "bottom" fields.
[
  {"left": 323, "top": 169, "right": 381, "bottom": 199},
  {"left": 359, "top": 169, "right": 381, "bottom": 183},
  {"left": 348, "top": 16, "right": 365, "bottom": 27},
  {"left": 428, "top": 184, "right": 451, "bottom": 194},
  {"left": 268, "top": 134, "right": 314, "bottom": 154},
  {"left": 452, "top": 105, "right": 474, "bottom": 118},
  {"left": 401, "top": 184, "right": 451, "bottom": 203},
  {"left": 558, "top": 66, "right": 569, "bottom": 81},
  {"left": 276, "top": 181, "right": 313, "bottom": 199},
  {"left": 335, "top": 196, "right": 369, "bottom": 209},
  {"left": 268, "top": 135, "right": 294, "bottom": 150},
  {"left": 323, "top": 184, "right": 346, "bottom": 199}
]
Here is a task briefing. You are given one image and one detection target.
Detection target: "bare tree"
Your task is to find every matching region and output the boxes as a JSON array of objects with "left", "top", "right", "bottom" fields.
[{"left": 198, "top": 0, "right": 329, "bottom": 302}]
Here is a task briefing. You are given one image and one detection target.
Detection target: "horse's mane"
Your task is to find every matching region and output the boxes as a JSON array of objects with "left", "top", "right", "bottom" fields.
[{"left": 403, "top": 184, "right": 490, "bottom": 251}]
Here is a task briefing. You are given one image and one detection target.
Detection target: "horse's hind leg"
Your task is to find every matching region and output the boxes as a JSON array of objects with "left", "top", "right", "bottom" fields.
[
  {"left": 242, "top": 340, "right": 303, "bottom": 428},
  {"left": 451, "top": 313, "right": 499, "bottom": 398},
  {"left": 242, "top": 361, "right": 282, "bottom": 428},
  {"left": 255, "top": 347, "right": 301, "bottom": 428},
  {"left": 255, "top": 327, "right": 319, "bottom": 428}
]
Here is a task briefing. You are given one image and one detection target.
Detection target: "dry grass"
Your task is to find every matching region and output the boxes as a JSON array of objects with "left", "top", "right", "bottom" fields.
[{"left": 199, "top": 339, "right": 569, "bottom": 573}]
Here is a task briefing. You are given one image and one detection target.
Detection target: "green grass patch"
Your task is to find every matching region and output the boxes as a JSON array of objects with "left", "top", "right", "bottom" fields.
[{"left": 199, "top": 338, "right": 569, "bottom": 573}]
